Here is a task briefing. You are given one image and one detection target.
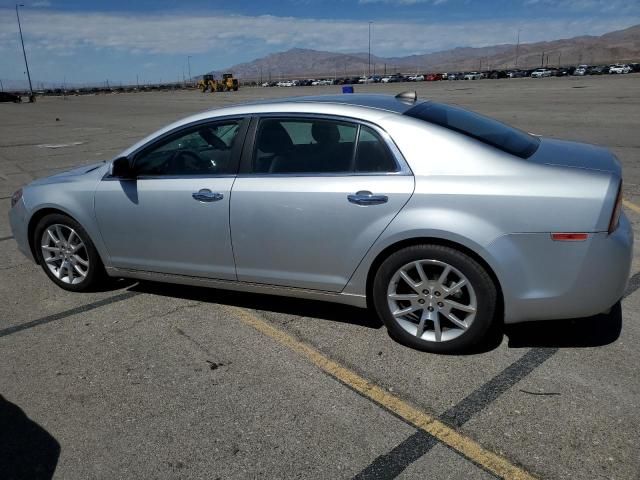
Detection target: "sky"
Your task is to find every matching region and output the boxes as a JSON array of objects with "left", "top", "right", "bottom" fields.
[{"left": 0, "top": 0, "right": 638, "bottom": 87}]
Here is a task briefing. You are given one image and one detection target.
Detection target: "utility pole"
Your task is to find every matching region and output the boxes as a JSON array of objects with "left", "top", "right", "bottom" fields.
[
  {"left": 515, "top": 28, "right": 521, "bottom": 67},
  {"left": 187, "top": 56, "right": 192, "bottom": 82},
  {"left": 368, "top": 21, "right": 373, "bottom": 77},
  {"left": 541, "top": 51, "right": 545, "bottom": 68},
  {"left": 15, "top": 4, "right": 34, "bottom": 102}
]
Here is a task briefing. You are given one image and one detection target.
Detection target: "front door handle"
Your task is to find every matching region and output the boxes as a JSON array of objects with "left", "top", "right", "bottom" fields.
[
  {"left": 348, "top": 190, "right": 389, "bottom": 206},
  {"left": 192, "top": 189, "right": 224, "bottom": 202}
]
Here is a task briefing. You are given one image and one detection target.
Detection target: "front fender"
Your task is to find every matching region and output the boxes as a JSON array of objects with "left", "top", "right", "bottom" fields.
[{"left": 23, "top": 183, "right": 110, "bottom": 267}]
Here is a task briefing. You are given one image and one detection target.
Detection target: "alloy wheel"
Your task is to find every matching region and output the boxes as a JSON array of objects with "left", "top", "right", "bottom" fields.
[
  {"left": 40, "top": 224, "right": 90, "bottom": 285},
  {"left": 386, "top": 259, "right": 477, "bottom": 342}
]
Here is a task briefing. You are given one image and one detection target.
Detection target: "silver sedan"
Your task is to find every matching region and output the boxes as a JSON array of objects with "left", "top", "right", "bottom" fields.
[{"left": 8, "top": 93, "right": 633, "bottom": 353}]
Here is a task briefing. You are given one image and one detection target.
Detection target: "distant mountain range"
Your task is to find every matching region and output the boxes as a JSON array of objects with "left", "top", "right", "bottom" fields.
[{"left": 209, "top": 24, "right": 640, "bottom": 80}]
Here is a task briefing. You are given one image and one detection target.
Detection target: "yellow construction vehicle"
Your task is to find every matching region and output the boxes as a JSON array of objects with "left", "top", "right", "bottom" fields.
[
  {"left": 197, "top": 73, "right": 239, "bottom": 92},
  {"left": 197, "top": 74, "right": 217, "bottom": 92},
  {"left": 221, "top": 73, "right": 239, "bottom": 91}
]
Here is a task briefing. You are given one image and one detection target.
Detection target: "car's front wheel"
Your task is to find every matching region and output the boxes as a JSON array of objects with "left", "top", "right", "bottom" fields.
[
  {"left": 33, "top": 213, "right": 106, "bottom": 292},
  {"left": 373, "top": 244, "right": 497, "bottom": 353}
]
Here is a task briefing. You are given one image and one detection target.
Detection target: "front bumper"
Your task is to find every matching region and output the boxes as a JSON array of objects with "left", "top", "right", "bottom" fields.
[
  {"left": 489, "top": 212, "right": 634, "bottom": 324},
  {"left": 8, "top": 198, "right": 35, "bottom": 262}
]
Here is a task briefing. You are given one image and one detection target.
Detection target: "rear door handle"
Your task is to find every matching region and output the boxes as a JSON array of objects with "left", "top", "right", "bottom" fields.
[
  {"left": 347, "top": 190, "right": 389, "bottom": 206},
  {"left": 192, "top": 189, "right": 224, "bottom": 202}
]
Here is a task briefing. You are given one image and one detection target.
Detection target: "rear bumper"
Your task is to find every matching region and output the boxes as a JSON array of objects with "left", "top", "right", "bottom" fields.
[
  {"left": 490, "top": 213, "right": 633, "bottom": 324},
  {"left": 8, "top": 198, "right": 35, "bottom": 262}
]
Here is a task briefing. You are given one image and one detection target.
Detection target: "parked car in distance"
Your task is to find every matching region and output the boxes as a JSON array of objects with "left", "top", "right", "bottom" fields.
[
  {"left": 9, "top": 93, "right": 632, "bottom": 354},
  {"left": 464, "top": 72, "right": 482, "bottom": 80},
  {"left": 531, "top": 69, "right": 553, "bottom": 78},
  {"left": 0, "top": 92, "right": 22, "bottom": 103},
  {"left": 587, "top": 65, "right": 607, "bottom": 75},
  {"left": 573, "top": 65, "right": 589, "bottom": 76},
  {"left": 507, "top": 70, "right": 526, "bottom": 78},
  {"left": 426, "top": 73, "right": 443, "bottom": 81},
  {"left": 609, "top": 64, "right": 631, "bottom": 74},
  {"left": 381, "top": 75, "right": 403, "bottom": 83},
  {"left": 488, "top": 70, "right": 507, "bottom": 79},
  {"left": 408, "top": 74, "right": 425, "bottom": 81}
]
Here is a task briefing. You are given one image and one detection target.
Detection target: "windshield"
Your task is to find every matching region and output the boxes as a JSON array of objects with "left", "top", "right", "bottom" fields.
[{"left": 405, "top": 102, "right": 540, "bottom": 159}]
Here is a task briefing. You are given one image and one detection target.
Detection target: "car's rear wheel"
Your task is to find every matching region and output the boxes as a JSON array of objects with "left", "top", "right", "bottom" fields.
[
  {"left": 372, "top": 244, "right": 497, "bottom": 353},
  {"left": 33, "top": 213, "right": 106, "bottom": 292}
]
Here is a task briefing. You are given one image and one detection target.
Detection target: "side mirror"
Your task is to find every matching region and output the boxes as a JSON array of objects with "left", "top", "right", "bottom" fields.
[{"left": 110, "top": 156, "right": 134, "bottom": 178}]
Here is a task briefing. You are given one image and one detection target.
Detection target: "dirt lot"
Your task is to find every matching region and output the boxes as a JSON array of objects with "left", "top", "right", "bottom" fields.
[{"left": 1, "top": 74, "right": 640, "bottom": 479}]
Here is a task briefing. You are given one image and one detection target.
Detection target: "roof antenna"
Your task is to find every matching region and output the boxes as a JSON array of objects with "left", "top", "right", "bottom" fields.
[{"left": 395, "top": 91, "right": 417, "bottom": 103}]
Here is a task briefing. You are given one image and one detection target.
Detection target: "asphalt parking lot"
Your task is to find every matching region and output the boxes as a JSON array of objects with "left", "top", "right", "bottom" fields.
[{"left": 1, "top": 74, "right": 640, "bottom": 480}]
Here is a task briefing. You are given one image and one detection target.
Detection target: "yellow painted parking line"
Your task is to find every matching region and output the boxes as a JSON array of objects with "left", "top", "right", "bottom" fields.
[
  {"left": 228, "top": 306, "right": 537, "bottom": 480},
  {"left": 623, "top": 199, "right": 640, "bottom": 215}
]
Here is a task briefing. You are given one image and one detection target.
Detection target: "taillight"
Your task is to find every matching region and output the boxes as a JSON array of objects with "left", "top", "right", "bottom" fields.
[{"left": 608, "top": 183, "right": 623, "bottom": 234}]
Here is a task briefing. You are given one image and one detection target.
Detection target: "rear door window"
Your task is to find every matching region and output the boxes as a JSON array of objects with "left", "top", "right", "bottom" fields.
[
  {"left": 252, "top": 118, "right": 399, "bottom": 174},
  {"left": 253, "top": 118, "right": 357, "bottom": 174}
]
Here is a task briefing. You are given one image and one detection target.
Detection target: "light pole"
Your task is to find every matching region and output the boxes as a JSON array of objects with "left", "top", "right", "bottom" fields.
[
  {"left": 515, "top": 28, "right": 522, "bottom": 67},
  {"left": 187, "top": 56, "right": 192, "bottom": 82},
  {"left": 368, "top": 21, "right": 373, "bottom": 78},
  {"left": 15, "top": 4, "right": 34, "bottom": 101}
]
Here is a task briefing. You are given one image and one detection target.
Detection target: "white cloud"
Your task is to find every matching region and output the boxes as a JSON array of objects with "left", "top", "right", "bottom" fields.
[
  {"left": 31, "top": 1, "right": 51, "bottom": 7},
  {"left": 0, "top": 9, "right": 637, "bottom": 61}
]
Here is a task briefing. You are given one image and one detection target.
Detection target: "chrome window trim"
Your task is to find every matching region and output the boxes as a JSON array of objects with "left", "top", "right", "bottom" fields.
[
  {"left": 237, "top": 172, "right": 407, "bottom": 178},
  {"left": 102, "top": 174, "right": 238, "bottom": 181},
  {"left": 242, "top": 112, "right": 413, "bottom": 177},
  {"left": 134, "top": 174, "right": 237, "bottom": 181}
]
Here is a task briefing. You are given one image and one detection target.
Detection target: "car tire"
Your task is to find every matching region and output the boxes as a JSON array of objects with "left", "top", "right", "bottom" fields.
[
  {"left": 33, "top": 213, "right": 106, "bottom": 292},
  {"left": 372, "top": 244, "right": 497, "bottom": 353}
]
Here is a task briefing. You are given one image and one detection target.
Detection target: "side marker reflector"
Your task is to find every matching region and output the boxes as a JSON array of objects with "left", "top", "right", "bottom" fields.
[{"left": 551, "top": 233, "right": 588, "bottom": 241}]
